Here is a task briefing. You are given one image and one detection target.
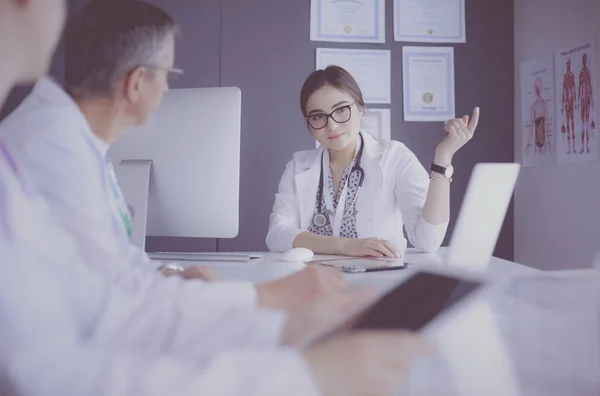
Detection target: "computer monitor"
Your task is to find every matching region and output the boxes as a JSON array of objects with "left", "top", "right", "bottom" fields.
[{"left": 108, "top": 87, "right": 241, "bottom": 249}]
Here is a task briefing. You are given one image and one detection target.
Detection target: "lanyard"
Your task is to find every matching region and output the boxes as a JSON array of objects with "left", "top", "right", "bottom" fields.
[
  {"left": 105, "top": 158, "right": 132, "bottom": 239},
  {"left": 321, "top": 150, "right": 350, "bottom": 236},
  {"left": 320, "top": 136, "right": 364, "bottom": 236}
]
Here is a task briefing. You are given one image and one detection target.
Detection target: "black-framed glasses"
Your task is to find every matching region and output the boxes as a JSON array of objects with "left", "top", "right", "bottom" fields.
[{"left": 305, "top": 102, "right": 354, "bottom": 130}]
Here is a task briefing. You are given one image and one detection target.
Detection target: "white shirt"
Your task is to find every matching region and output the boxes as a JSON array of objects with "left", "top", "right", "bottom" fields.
[
  {"left": 0, "top": 76, "right": 260, "bottom": 302},
  {"left": 266, "top": 132, "right": 448, "bottom": 256},
  {"left": 0, "top": 135, "right": 319, "bottom": 395}
]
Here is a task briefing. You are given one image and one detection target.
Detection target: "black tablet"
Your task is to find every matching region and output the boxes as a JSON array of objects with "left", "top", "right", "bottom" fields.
[
  {"left": 350, "top": 271, "right": 483, "bottom": 331},
  {"left": 298, "top": 270, "right": 485, "bottom": 348}
]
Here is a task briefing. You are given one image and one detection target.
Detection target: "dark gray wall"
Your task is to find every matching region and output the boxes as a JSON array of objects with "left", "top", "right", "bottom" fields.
[
  {"left": 0, "top": 0, "right": 515, "bottom": 260},
  {"left": 218, "top": 0, "right": 515, "bottom": 259},
  {"left": 143, "top": 0, "right": 222, "bottom": 253}
]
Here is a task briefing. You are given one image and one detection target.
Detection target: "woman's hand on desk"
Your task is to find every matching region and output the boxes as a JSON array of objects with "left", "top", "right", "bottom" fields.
[
  {"left": 255, "top": 264, "right": 347, "bottom": 311},
  {"left": 340, "top": 237, "right": 400, "bottom": 258},
  {"left": 304, "top": 331, "right": 432, "bottom": 396}
]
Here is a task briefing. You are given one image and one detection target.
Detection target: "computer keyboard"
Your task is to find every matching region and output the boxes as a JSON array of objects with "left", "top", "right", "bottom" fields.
[{"left": 148, "top": 252, "right": 262, "bottom": 262}]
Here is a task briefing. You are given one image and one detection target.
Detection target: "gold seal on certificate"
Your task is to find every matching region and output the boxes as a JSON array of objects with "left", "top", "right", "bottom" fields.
[
  {"left": 344, "top": 25, "right": 352, "bottom": 33},
  {"left": 422, "top": 92, "right": 434, "bottom": 104}
]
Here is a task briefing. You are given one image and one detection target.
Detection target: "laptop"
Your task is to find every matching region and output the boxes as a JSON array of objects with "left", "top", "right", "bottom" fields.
[
  {"left": 295, "top": 162, "right": 521, "bottom": 347},
  {"left": 445, "top": 163, "right": 521, "bottom": 271}
]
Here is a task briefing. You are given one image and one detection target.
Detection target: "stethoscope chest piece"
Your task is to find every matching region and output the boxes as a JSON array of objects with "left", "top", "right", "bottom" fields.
[{"left": 312, "top": 213, "right": 329, "bottom": 228}]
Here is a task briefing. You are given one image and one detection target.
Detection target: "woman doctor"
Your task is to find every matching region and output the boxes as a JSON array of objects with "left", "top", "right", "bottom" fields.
[{"left": 266, "top": 66, "right": 479, "bottom": 258}]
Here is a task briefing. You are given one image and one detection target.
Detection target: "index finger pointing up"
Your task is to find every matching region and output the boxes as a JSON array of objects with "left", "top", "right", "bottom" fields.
[{"left": 468, "top": 107, "right": 480, "bottom": 132}]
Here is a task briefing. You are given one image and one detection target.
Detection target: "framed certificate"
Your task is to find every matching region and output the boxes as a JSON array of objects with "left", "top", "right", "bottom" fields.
[
  {"left": 394, "top": 0, "right": 466, "bottom": 43},
  {"left": 316, "top": 48, "right": 392, "bottom": 104},
  {"left": 311, "top": 0, "right": 386, "bottom": 43},
  {"left": 402, "top": 46, "right": 455, "bottom": 122}
]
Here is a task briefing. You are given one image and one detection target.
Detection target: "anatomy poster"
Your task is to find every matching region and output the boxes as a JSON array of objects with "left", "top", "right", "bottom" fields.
[
  {"left": 520, "top": 56, "right": 555, "bottom": 167},
  {"left": 554, "top": 39, "right": 598, "bottom": 164}
]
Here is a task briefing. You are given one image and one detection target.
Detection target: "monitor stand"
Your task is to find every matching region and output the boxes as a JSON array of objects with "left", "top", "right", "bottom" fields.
[{"left": 114, "top": 159, "right": 152, "bottom": 251}]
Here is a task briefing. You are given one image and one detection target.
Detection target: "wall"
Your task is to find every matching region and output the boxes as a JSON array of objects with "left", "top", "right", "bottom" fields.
[
  {"left": 218, "top": 0, "right": 515, "bottom": 258},
  {"left": 143, "top": 0, "right": 222, "bottom": 253},
  {"left": 0, "top": 0, "right": 516, "bottom": 259},
  {"left": 514, "top": 0, "right": 600, "bottom": 269}
]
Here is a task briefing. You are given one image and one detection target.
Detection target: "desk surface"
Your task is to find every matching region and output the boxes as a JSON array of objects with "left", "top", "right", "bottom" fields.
[
  {"left": 180, "top": 248, "right": 600, "bottom": 396},
  {"left": 187, "top": 247, "right": 538, "bottom": 284}
]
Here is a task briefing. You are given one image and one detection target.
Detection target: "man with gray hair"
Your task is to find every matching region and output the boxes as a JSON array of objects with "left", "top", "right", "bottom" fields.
[
  {"left": 0, "top": 1, "right": 430, "bottom": 395},
  {"left": 0, "top": 0, "right": 347, "bottom": 316}
]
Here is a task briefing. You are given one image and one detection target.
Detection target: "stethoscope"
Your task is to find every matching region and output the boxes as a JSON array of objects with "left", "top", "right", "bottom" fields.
[{"left": 312, "top": 133, "right": 365, "bottom": 231}]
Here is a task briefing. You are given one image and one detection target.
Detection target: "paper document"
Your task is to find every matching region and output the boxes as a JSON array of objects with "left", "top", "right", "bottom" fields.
[
  {"left": 394, "top": 0, "right": 465, "bottom": 43},
  {"left": 316, "top": 48, "right": 391, "bottom": 104},
  {"left": 310, "top": 0, "right": 385, "bottom": 43},
  {"left": 402, "top": 46, "right": 455, "bottom": 122}
]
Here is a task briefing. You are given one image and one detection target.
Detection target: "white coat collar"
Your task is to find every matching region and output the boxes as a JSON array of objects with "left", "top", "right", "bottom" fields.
[
  {"left": 33, "top": 76, "right": 110, "bottom": 158},
  {"left": 296, "top": 131, "right": 385, "bottom": 171}
]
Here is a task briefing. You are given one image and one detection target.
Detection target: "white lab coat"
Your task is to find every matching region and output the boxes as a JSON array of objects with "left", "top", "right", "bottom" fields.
[
  {"left": 266, "top": 132, "right": 448, "bottom": 256},
  {"left": 0, "top": 77, "right": 167, "bottom": 283},
  {"left": 0, "top": 77, "right": 299, "bottom": 357},
  {"left": 0, "top": 135, "right": 319, "bottom": 395},
  {"left": 0, "top": 76, "right": 266, "bottom": 304}
]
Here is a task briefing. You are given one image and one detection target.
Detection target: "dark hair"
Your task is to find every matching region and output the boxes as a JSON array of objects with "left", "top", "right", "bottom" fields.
[
  {"left": 65, "top": 0, "right": 178, "bottom": 99},
  {"left": 300, "top": 66, "right": 365, "bottom": 117}
]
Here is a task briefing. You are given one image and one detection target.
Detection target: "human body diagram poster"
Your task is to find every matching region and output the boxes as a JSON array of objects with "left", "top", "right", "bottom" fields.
[
  {"left": 520, "top": 56, "right": 555, "bottom": 167},
  {"left": 554, "top": 39, "right": 598, "bottom": 164}
]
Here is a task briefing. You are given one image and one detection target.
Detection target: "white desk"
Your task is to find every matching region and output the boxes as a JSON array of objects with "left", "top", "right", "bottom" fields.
[
  {"left": 181, "top": 247, "right": 600, "bottom": 396},
  {"left": 184, "top": 247, "right": 537, "bottom": 284}
]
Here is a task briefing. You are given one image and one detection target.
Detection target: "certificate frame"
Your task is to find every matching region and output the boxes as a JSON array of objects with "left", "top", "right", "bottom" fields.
[
  {"left": 362, "top": 108, "right": 391, "bottom": 141},
  {"left": 311, "top": 0, "right": 386, "bottom": 43},
  {"left": 402, "top": 46, "right": 455, "bottom": 122},
  {"left": 394, "top": 0, "right": 466, "bottom": 43},
  {"left": 316, "top": 48, "right": 392, "bottom": 104}
]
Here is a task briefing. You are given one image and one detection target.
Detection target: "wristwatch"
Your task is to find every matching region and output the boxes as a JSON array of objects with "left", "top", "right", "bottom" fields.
[{"left": 430, "top": 163, "right": 454, "bottom": 179}]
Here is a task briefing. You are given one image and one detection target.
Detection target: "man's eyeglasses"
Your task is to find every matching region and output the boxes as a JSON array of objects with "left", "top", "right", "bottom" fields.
[
  {"left": 144, "top": 66, "right": 185, "bottom": 81},
  {"left": 305, "top": 103, "right": 354, "bottom": 130}
]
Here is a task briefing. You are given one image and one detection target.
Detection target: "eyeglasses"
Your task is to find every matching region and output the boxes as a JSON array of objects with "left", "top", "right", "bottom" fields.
[
  {"left": 144, "top": 66, "right": 185, "bottom": 82},
  {"left": 305, "top": 103, "right": 354, "bottom": 130}
]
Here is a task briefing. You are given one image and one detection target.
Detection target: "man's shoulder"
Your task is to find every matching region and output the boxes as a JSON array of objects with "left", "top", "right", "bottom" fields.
[{"left": 0, "top": 97, "right": 87, "bottom": 159}]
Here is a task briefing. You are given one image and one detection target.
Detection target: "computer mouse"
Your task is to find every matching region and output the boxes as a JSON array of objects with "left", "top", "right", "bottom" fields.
[{"left": 280, "top": 248, "right": 314, "bottom": 262}]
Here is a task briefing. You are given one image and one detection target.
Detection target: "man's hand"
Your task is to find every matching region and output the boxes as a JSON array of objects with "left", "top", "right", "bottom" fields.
[
  {"left": 304, "top": 331, "right": 433, "bottom": 396},
  {"left": 255, "top": 265, "right": 347, "bottom": 311},
  {"left": 161, "top": 265, "right": 220, "bottom": 281},
  {"left": 281, "top": 287, "right": 373, "bottom": 345}
]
